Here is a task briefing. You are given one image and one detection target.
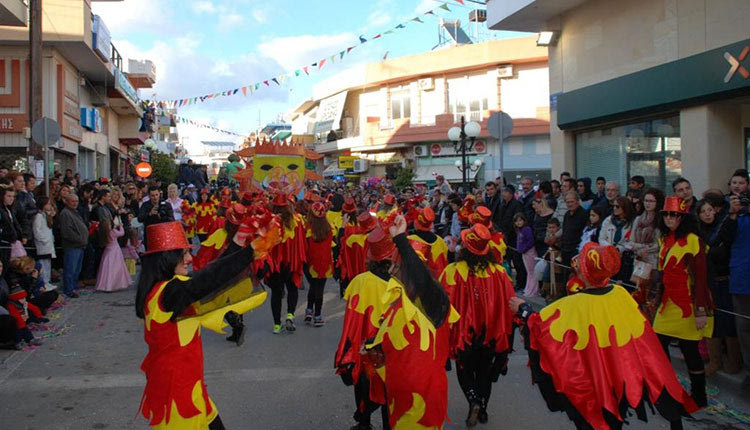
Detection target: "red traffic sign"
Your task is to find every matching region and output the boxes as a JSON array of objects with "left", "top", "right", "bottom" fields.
[
  {"left": 430, "top": 144, "right": 442, "bottom": 156},
  {"left": 135, "top": 162, "right": 153, "bottom": 178},
  {"left": 474, "top": 140, "right": 486, "bottom": 153}
]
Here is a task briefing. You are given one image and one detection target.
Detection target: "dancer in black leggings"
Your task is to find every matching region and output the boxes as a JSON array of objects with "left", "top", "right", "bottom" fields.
[
  {"left": 268, "top": 269, "right": 298, "bottom": 333},
  {"left": 304, "top": 202, "right": 334, "bottom": 326}
]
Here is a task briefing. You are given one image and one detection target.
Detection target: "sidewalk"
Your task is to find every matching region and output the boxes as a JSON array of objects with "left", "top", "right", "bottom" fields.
[{"left": 523, "top": 293, "right": 750, "bottom": 426}]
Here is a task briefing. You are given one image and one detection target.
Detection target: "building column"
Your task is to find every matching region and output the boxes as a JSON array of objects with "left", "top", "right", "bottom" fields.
[
  {"left": 680, "top": 102, "right": 743, "bottom": 194},
  {"left": 550, "top": 110, "right": 575, "bottom": 178}
]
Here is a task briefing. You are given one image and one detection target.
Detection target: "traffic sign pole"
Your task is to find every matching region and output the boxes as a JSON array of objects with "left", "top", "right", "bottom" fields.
[{"left": 44, "top": 119, "right": 48, "bottom": 196}]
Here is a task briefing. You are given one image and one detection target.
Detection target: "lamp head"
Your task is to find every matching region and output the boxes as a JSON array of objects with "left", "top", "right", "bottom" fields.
[
  {"left": 447, "top": 126, "right": 461, "bottom": 142},
  {"left": 464, "top": 121, "right": 481, "bottom": 138}
]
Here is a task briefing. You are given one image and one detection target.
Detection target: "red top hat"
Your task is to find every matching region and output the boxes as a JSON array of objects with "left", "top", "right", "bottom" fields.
[
  {"left": 143, "top": 222, "right": 193, "bottom": 255},
  {"left": 461, "top": 224, "right": 491, "bottom": 256},
  {"left": 383, "top": 193, "right": 396, "bottom": 206},
  {"left": 367, "top": 225, "right": 396, "bottom": 261},
  {"left": 661, "top": 196, "right": 690, "bottom": 214},
  {"left": 574, "top": 242, "right": 621, "bottom": 288},
  {"left": 357, "top": 211, "right": 377, "bottom": 232},
  {"left": 226, "top": 203, "right": 247, "bottom": 225},
  {"left": 414, "top": 207, "right": 435, "bottom": 232},
  {"left": 310, "top": 202, "right": 327, "bottom": 218},
  {"left": 469, "top": 206, "right": 492, "bottom": 228},
  {"left": 342, "top": 197, "right": 357, "bottom": 214},
  {"left": 271, "top": 193, "right": 288, "bottom": 207}
]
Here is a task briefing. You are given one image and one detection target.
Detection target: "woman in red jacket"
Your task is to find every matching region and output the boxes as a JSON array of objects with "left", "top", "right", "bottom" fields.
[{"left": 304, "top": 202, "right": 334, "bottom": 326}]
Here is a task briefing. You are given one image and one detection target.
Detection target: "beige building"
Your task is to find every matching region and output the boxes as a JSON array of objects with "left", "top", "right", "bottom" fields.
[
  {"left": 288, "top": 36, "right": 551, "bottom": 187},
  {"left": 488, "top": 0, "right": 750, "bottom": 193},
  {"left": 0, "top": 0, "right": 155, "bottom": 180}
]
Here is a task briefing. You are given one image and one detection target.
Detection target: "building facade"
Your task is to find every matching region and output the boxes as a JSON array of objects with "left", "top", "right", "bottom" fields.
[
  {"left": 0, "top": 0, "right": 155, "bottom": 181},
  {"left": 288, "top": 36, "right": 551, "bottom": 188},
  {"left": 488, "top": 0, "right": 750, "bottom": 193}
]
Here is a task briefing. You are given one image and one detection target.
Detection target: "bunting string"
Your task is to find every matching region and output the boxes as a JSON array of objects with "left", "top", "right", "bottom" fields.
[
  {"left": 147, "top": 1, "right": 467, "bottom": 108},
  {"left": 172, "top": 115, "right": 245, "bottom": 137}
]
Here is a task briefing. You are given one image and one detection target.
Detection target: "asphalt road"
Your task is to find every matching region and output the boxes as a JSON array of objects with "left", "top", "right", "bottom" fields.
[{"left": 0, "top": 279, "right": 748, "bottom": 430}]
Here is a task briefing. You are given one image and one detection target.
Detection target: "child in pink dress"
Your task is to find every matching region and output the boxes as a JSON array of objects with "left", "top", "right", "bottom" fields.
[{"left": 96, "top": 222, "right": 132, "bottom": 292}]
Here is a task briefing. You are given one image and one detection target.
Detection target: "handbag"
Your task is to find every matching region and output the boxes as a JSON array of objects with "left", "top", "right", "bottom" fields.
[{"left": 631, "top": 259, "right": 653, "bottom": 282}]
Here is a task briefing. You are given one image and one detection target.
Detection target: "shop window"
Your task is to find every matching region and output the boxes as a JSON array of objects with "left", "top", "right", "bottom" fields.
[
  {"left": 390, "top": 90, "right": 411, "bottom": 121},
  {"left": 575, "top": 116, "right": 681, "bottom": 192}
]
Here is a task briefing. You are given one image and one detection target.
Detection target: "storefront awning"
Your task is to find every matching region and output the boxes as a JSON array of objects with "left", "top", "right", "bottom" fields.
[
  {"left": 413, "top": 164, "right": 478, "bottom": 184},
  {"left": 323, "top": 162, "right": 345, "bottom": 177}
]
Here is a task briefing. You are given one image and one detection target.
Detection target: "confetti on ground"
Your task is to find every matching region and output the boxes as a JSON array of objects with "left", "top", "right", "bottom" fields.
[
  {"left": 678, "top": 375, "right": 750, "bottom": 424},
  {"left": 58, "top": 352, "right": 77, "bottom": 358},
  {"left": 39, "top": 324, "right": 74, "bottom": 339}
]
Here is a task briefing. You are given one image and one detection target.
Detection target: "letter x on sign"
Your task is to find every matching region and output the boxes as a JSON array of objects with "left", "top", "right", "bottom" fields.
[{"left": 724, "top": 46, "right": 750, "bottom": 83}]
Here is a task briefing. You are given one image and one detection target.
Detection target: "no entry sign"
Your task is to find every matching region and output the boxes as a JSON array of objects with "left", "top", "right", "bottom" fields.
[{"left": 136, "top": 162, "right": 153, "bottom": 178}]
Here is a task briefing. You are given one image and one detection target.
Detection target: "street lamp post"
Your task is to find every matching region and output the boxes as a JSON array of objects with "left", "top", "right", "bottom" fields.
[{"left": 448, "top": 115, "right": 481, "bottom": 193}]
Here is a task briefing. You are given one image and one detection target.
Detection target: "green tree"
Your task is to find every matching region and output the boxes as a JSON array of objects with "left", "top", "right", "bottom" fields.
[
  {"left": 149, "top": 152, "right": 178, "bottom": 185},
  {"left": 394, "top": 167, "right": 416, "bottom": 190}
]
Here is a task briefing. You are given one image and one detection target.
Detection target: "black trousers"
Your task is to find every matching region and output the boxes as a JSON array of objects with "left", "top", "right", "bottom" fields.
[
  {"left": 306, "top": 277, "right": 326, "bottom": 317},
  {"left": 509, "top": 249, "right": 527, "bottom": 291},
  {"left": 657, "top": 334, "right": 704, "bottom": 373},
  {"left": 268, "top": 270, "right": 298, "bottom": 325},
  {"left": 353, "top": 373, "right": 390, "bottom": 429},
  {"left": 456, "top": 346, "right": 495, "bottom": 406},
  {"left": 208, "top": 414, "right": 225, "bottom": 430},
  {"left": 0, "top": 315, "right": 17, "bottom": 344},
  {"left": 29, "top": 291, "right": 59, "bottom": 314},
  {"left": 339, "top": 277, "right": 351, "bottom": 299}
]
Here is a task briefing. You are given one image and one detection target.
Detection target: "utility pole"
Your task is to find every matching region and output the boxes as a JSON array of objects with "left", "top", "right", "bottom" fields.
[{"left": 29, "top": 0, "right": 43, "bottom": 159}]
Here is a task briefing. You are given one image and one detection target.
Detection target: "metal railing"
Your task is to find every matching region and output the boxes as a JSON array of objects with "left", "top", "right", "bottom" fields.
[
  {"left": 110, "top": 44, "right": 122, "bottom": 71},
  {"left": 454, "top": 110, "right": 483, "bottom": 122}
]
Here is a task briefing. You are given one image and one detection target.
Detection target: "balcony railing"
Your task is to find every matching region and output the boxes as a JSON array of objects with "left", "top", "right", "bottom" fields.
[
  {"left": 111, "top": 44, "right": 122, "bottom": 71},
  {"left": 453, "top": 110, "right": 483, "bottom": 122}
]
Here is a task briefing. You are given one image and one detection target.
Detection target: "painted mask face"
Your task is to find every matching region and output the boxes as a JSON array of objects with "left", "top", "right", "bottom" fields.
[{"left": 253, "top": 155, "right": 305, "bottom": 196}]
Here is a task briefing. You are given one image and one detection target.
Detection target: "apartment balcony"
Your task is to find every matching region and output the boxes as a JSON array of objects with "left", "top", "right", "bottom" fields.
[{"left": 127, "top": 59, "right": 156, "bottom": 89}]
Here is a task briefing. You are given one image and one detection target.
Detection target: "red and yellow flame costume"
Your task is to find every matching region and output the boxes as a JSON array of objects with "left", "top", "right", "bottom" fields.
[
  {"left": 192, "top": 229, "right": 228, "bottom": 272},
  {"left": 407, "top": 234, "right": 449, "bottom": 280},
  {"left": 440, "top": 261, "right": 515, "bottom": 359},
  {"left": 334, "top": 272, "right": 394, "bottom": 404},
  {"left": 326, "top": 210, "right": 343, "bottom": 233},
  {"left": 654, "top": 232, "right": 713, "bottom": 340},
  {"left": 367, "top": 278, "right": 460, "bottom": 429},
  {"left": 305, "top": 228, "right": 334, "bottom": 278},
  {"left": 181, "top": 202, "right": 196, "bottom": 240},
  {"left": 194, "top": 201, "right": 217, "bottom": 236},
  {"left": 489, "top": 232, "right": 506, "bottom": 264},
  {"left": 339, "top": 225, "right": 370, "bottom": 283},
  {"left": 139, "top": 276, "right": 265, "bottom": 429},
  {"left": 523, "top": 285, "right": 697, "bottom": 429},
  {"left": 268, "top": 213, "right": 306, "bottom": 286}
]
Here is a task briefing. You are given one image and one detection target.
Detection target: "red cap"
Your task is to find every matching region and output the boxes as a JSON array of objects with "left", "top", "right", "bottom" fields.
[
  {"left": 383, "top": 193, "right": 396, "bottom": 206},
  {"left": 310, "top": 202, "right": 327, "bottom": 218},
  {"left": 143, "top": 222, "right": 193, "bottom": 255},
  {"left": 342, "top": 197, "right": 357, "bottom": 214},
  {"left": 469, "top": 206, "right": 492, "bottom": 228},
  {"left": 575, "top": 242, "right": 621, "bottom": 288},
  {"left": 226, "top": 203, "right": 247, "bottom": 225},
  {"left": 357, "top": 211, "right": 377, "bottom": 232},
  {"left": 661, "top": 196, "right": 690, "bottom": 214},
  {"left": 460, "top": 224, "right": 491, "bottom": 256},
  {"left": 200, "top": 188, "right": 209, "bottom": 195},
  {"left": 366, "top": 225, "right": 396, "bottom": 261},
  {"left": 414, "top": 207, "right": 435, "bottom": 232},
  {"left": 271, "top": 193, "right": 288, "bottom": 207}
]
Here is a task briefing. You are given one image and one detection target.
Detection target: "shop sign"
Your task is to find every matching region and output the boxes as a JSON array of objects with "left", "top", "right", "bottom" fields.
[
  {"left": 92, "top": 15, "right": 112, "bottom": 62},
  {"left": 0, "top": 114, "right": 27, "bottom": 133},
  {"left": 338, "top": 155, "right": 357, "bottom": 170},
  {"left": 62, "top": 117, "right": 83, "bottom": 142},
  {"left": 724, "top": 45, "right": 749, "bottom": 83},
  {"left": 135, "top": 162, "right": 152, "bottom": 178},
  {"left": 313, "top": 91, "right": 348, "bottom": 134},
  {"left": 115, "top": 69, "right": 139, "bottom": 107},
  {"left": 140, "top": 149, "right": 150, "bottom": 162}
]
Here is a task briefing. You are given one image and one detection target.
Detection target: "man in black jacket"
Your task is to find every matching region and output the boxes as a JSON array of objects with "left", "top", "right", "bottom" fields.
[
  {"left": 561, "top": 191, "right": 588, "bottom": 268},
  {"left": 498, "top": 185, "right": 526, "bottom": 291},
  {"left": 138, "top": 186, "right": 174, "bottom": 247},
  {"left": 483, "top": 181, "right": 502, "bottom": 228},
  {"left": 518, "top": 177, "right": 536, "bottom": 222}
]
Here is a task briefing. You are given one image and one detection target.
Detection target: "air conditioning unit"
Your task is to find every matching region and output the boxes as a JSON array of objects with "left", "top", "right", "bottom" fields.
[
  {"left": 413, "top": 145, "right": 425, "bottom": 156},
  {"left": 496, "top": 64, "right": 513, "bottom": 78},
  {"left": 417, "top": 78, "right": 434, "bottom": 90},
  {"left": 353, "top": 159, "right": 369, "bottom": 173}
]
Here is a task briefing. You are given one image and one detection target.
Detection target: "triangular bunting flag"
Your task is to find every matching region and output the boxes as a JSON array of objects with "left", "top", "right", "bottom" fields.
[
  {"left": 329, "top": 55, "right": 335, "bottom": 63},
  {"left": 242, "top": 87, "right": 247, "bottom": 96},
  {"left": 271, "top": 78, "right": 279, "bottom": 85},
  {"left": 347, "top": 46, "right": 355, "bottom": 53},
  {"left": 373, "top": 34, "right": 382, "bottom": 39},
  {"left": 319, "top": 58, "right": 326, "bottom": 69},
  {"left": 339, "top": 50, "right": 345, "bottom": 59},
  {"left": 295, "top": 70, "right": 301, "bottom": 76},
  {"left": 425, "top": 10, "right": 435, "bottom": 16},
  {"left": 454, "top": 0, "right": 464, "bottom": 5},
  {"left": 303, "top": 66, "right": 309, "bottom": 75},
  {"left": 384, "top": 30, "right": 394, "bottom": 34},
  {"left": 396, "top": 24, "right": 405, "bottom": 29},
  {"left": 254, "top": 83, "right": 260, "bottom": 90},
  {"left": 412, "top": 17, "right": 423, "bottom": 23},
  {"left": 439, "top": 3, "right": 450, "bottom": 11},
  {"left": 263, "top": 80, "right": 269, "bottom": 86},
  {"left": 279, "top": 75, "right": 286, "bottom": 84},
  {"left": 359, "top": 35, "right": 367, "bottom": 43}
]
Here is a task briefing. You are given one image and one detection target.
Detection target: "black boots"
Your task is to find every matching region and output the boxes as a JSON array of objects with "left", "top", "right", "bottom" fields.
[
  {"left": 225, "top": 312, "right": 245, "bottom": 346},
  {"left": 465, "top": 389, "right": 481, "bottom": 427},
  {"left": 478, "top": 397, "right": 488, "bottom": 424},
  {"left": 689, "top": 372, "right": 707, "bottom": 407}
]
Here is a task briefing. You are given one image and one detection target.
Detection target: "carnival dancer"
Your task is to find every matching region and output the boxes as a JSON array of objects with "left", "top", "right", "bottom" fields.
[
  {"left": 366, "top": 215, "right": 459, "bottom": 430},
  {"left": 469, "top": 206, "right": 507, "bottom": 263},
  {"left": 207, "top": 188, "right": 233, "bottom": 236},
  {"left": 194, "top": 188, "right": 216, "bottom": 242},
  {"left": 338, "top": 211, "right": 377, "bottom": 298},
  {"left": 181, "top": 199, "right": 196, "bottom": 242},
  {"left": 192, "top": 204, "right": 249, "bottom": 345},
  {"left": 510, "top": 242, "right": 698, "bottom": 430},
  {"left": 407, "top": 207, "right": 448, "bottom": 280},
  {"left": 304, "top": 202, "right": 334, "bottom": 327},
  {"left": 439, "top": 223, "right": 516, "bottom": 427},
  {"left": 335, "top": 224, "right": 397, "bottom": 430},
  {"left": 376, "top": 194, "right": 397, "bottom": 220},
  {"left": 651, "top": 196, "right": 713, "bottom": 406},
  {"left": 268, "top": 193, "right": 306, "bottom": 334},
  {"left": 136, "top": 220, "right": 277, "bottom": 430}
]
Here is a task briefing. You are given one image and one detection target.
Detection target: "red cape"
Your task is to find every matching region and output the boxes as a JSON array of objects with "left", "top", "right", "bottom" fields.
[
  {"left": 525, "top": 285, "right": 697, "bottom": 429},
  {"left": 338, "top": 227, "right": 369, "bottom": 282}
]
